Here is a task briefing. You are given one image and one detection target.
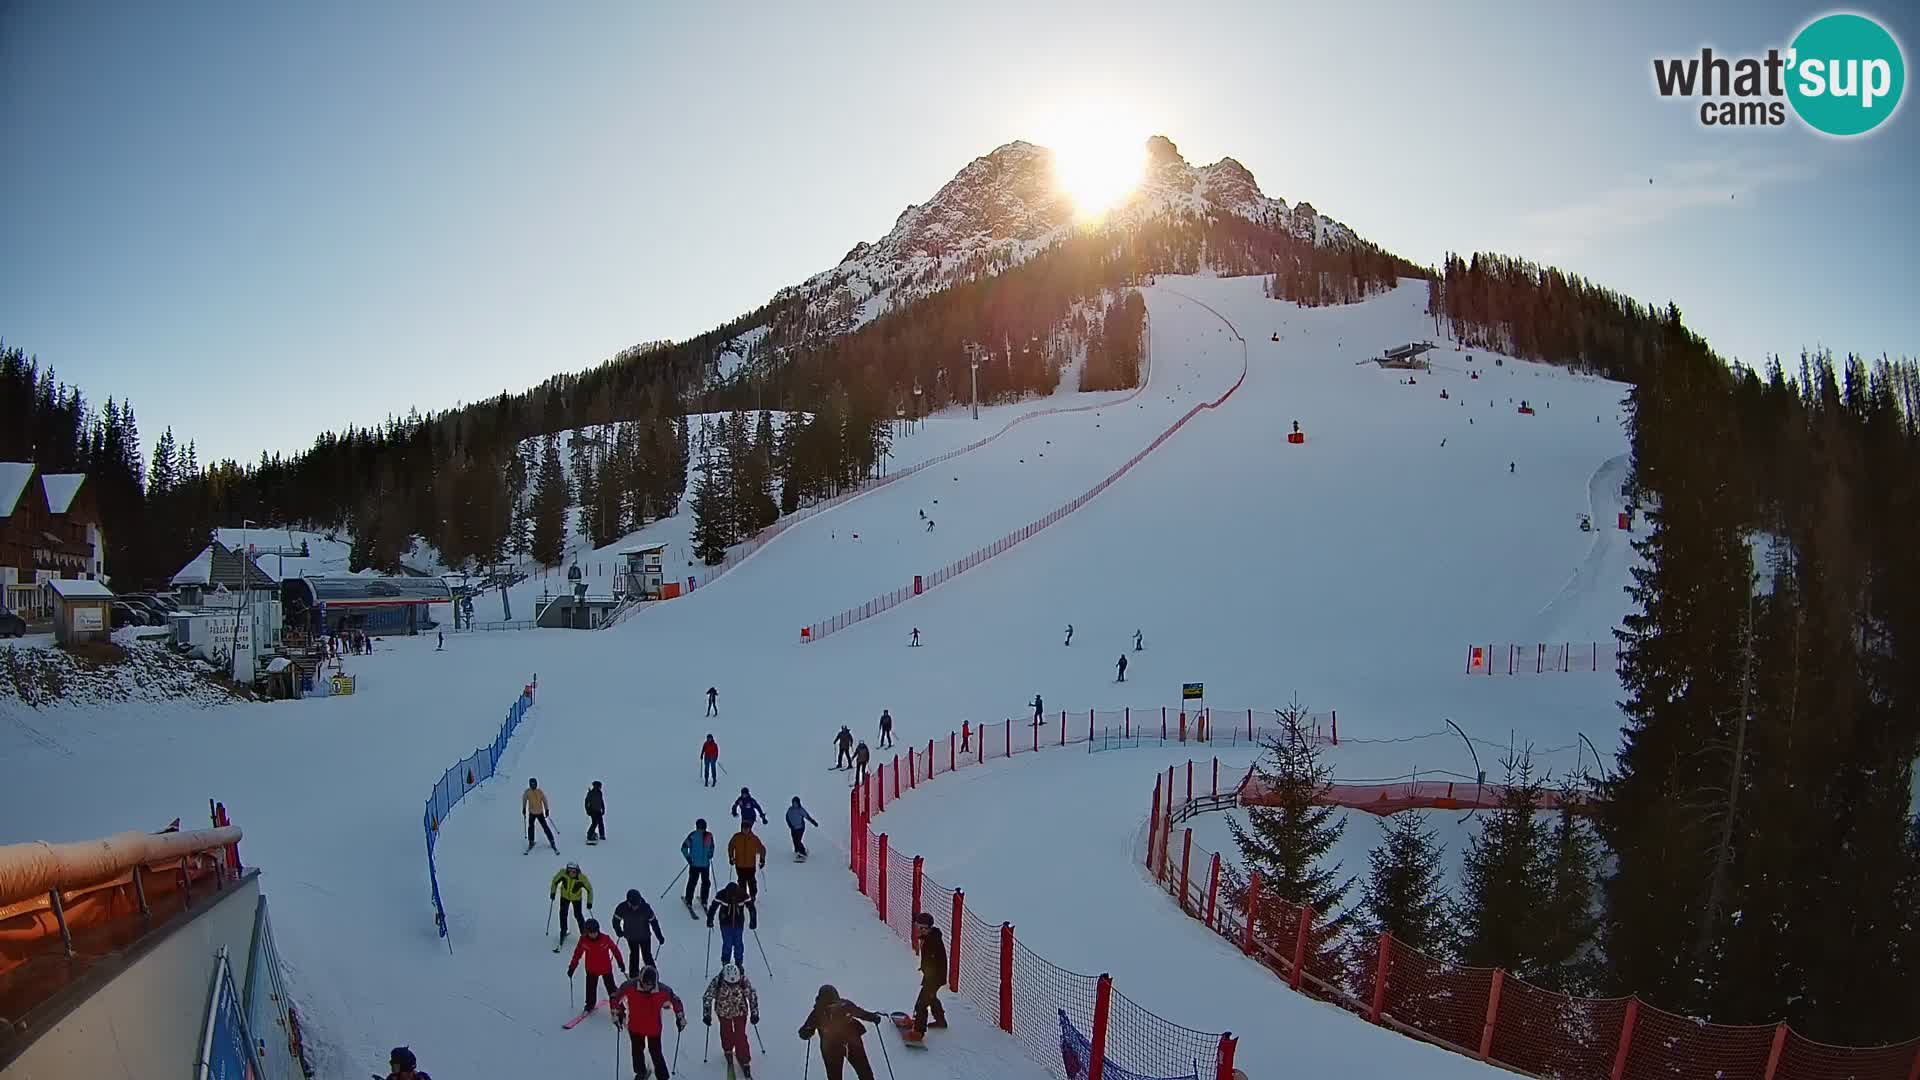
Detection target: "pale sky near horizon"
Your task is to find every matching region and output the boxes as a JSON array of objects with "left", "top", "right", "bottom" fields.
[{"left": 3, "top": 1, "right": 1915, "bottom": 463}]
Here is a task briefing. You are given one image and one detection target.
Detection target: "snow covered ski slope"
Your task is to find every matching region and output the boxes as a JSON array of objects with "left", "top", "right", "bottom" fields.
[{"left": 0, "top": 275, "right": 1636, "bottom": 1079}]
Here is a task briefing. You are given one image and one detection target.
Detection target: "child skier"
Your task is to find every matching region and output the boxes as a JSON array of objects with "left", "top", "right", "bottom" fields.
[
  {"left": 878, "top": 709, "right": 894, "bottom": 748},
  {"left": 567, "top": 918, "right": 624, "bottom": 1012},
  {"left": 706, "top": 880, "right": 757, "bottom": 968},
  {"left": 524, "top": 778, "right": 558, "bottom": 853},
  {"left": 681, "top": 819, "right": 716, "bottom": 909},
  {"left": 907, "top": 912, "right": 949, "bottom": 1042},
  {"left": 611, "top": 966, "right": 686, "bottom": 1080},
  {"left": 731, "top": 787, "right": 768, "bottom": 826},
  {"left": 613, "top": 888, "right": 666, "bottom": 977},
  {"left": 786, "top": 797, "right": 818, "bottom": 858},
  {"left": 833, "top": 726, "right": 855, "bottom": 769},
  {"left": 728, "top": 820, "right": 767, "bottom": 899},
  {"left": 550, "top": 862, "right": 593, "bottom": 942},
  {"left": 701, "top": 735, "right": 720, "bottom": 787},
  {"left": 585, "top": 781, "right": 607, "bottom": 843},
  {"left": 702, "top": 963, "right": 761, "bottom": 1079},
  {"left": 798, "top": 985, "right": 883, "bottom": 1080}
]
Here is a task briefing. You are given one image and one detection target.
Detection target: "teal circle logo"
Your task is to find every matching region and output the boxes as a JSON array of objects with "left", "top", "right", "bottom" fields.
[{"left": 1787, "top": 13, "right": 1905, "bottom": 136}]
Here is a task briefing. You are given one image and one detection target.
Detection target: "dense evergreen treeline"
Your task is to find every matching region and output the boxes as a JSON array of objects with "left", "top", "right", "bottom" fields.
[{"left": 1429, "top": 252, "right": 1684, "bottom": 382}]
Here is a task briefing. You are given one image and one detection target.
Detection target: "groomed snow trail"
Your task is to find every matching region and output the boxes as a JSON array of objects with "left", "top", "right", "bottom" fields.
[{"left": 0, "top": 276, "right": 1637, "bottom": 1079}]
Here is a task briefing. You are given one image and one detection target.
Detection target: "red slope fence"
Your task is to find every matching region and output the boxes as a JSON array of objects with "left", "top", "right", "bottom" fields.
[
  {"left": 847, "top": 713, "right": 1239, "bottom": 1080},
  {"left": 804, "top": 299, "right": 1245, "bottom": 644},
  {"left": 1466, "top": 641, "right": 1624, "bottom": 675},
  {"left": 1147, "top": 770, "right": 1920, "bottom": 1080}
]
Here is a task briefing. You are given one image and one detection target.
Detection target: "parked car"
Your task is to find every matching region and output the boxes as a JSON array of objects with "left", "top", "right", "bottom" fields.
[
  {"left": 0, "top": 605, "right": 25, "bottom": 637},
  {"left": 120, "top": 597, "right": 171, "bottom": 624},
  {"left": 125, "top": 592, "right": 181, "bottom": 613},
  {"left": 110, "top": 603, "right": 159, "bottom": 630}
]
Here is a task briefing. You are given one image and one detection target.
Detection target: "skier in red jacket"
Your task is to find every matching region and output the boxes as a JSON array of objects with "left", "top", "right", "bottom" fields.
[
  {"left": 701, "top": 734, "right": 721, "bottom": 788},
  {"left": 612, "top": 965, "right": 687, "bottom": 1079},
  {"left": 567, "top": 919, "right": 625, "bottom": 1013}
]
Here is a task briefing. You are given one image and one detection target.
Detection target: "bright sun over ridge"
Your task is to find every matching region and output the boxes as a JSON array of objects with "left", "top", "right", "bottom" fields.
[{"left": 1044, "top": 118, "right": 1147, "bottom": 222}]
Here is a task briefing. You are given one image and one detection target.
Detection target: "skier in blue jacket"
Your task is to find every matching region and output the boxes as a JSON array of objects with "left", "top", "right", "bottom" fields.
[
  {"left": 681, "top": 818, "right": 716, "bottom": 908},
  {"left": 785, "top": 797, "right": 819, "bottom": 858},
  {"left": 731, "top": 787, "right": 768, "bottom": 826}
]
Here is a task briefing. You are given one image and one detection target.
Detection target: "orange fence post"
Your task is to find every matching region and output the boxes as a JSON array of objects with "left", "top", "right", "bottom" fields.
[
  {"left": 876, "top": 834, "right": 889, "bottom": 922},
  {"left": 1762, "top": 1023, "right": 1788, "bottom": 1080},
  {"left": 1243, "top": 872, "right": 1262, "bottom": 955},
  {"left": 1610, "top": 999, "right": 1639, "bottom": 1080},
  {"left": 1205, "top": 853, "right": 1221, "bottom": 928},
  {"left": 1290, "top": 904, "right": 1313, "bottom": 989},
  {"left": 1370, "top": 932, "right": 1392, "bottom": 1024},
  {"left": 911, "top": 856, "right": 924, "bottom": 929},
  {"left": 1148, "top": 778, "right": 1162, "bottom": 870},
  {"left": 1215, "top": 1033, "right": 1237, "bottom": 1080},
  {"left": 949, "top": 888, "right": 964, "bottom": 991},
  {"left": 876, "top": 768, "right": 885, "bottom": 813},
  {"left": 1088, "top": 974, "right": 1113, "bottom": 1080},
  {"left": 998, "top": 923, "right": 1014, "bottom": 1034},
  {"left": 1478, "top": 969, "right": 1504, "bottom": 1060},
  {"left": 1179, "top": 710, "right": 1187, "bottom": 742},
  {"left": 1179, "top": 829, "right": 1193, "bottom": 912}
]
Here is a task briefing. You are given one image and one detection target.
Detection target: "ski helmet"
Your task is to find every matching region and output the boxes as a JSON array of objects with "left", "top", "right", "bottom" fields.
[
  {"left": 696, "top": 818, "right": 707, "bottom": 830},
  {"left": 626, "top": 888, "right": 642, "bottom": 905},
  {"left": 566, "top": 861, "right": 580, "bottom": 873},
  {"left": 913, "top": 911, "right": 935, "bottom": 928},
  {"left": 584, "top": 918, "right": 600, "bottom": 934},
  {"left": 528, "top": 778, "right": 538, "bottom": 787},
  {"left": 816, "top": 984, "right": 840, "bottom": 1004},
  {"left": 389, "top": 1046, "right": 417, "bottom": 1069},
  {"left": 638, "top": 965, "right": 659, "bottom": 990},
  {"left": 722, "top": 962, "right": 742, "bottom": 983},
  {"left": 740, "top": 787, "right": 750, "bottom": 795}
]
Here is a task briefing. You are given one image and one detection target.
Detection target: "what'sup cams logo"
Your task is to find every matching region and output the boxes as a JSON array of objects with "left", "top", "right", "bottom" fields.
[{"left": 1653, "top": 12, "right": 1905, "bottom": 135}]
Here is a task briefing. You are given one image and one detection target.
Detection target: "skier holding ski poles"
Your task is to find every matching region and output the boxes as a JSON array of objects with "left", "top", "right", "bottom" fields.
[
  {"left": 707, "top": 881, "right": 757, "bottom": 968},
  {"left": 681, "top": 819, "right": 716, "bottom": 910},
  {"left": 878, "top": 709, "right": 894, "bottom": 749},
  {"left": 524, "top": 778, "right": 558, "bottom": 854},
  {"left": 798, "top": 985, "right": 883, "bottom": 1080},
  {"left": 833, "top": 726, "right": 855, "bottom": 770},
  {"left": 702, "top": 963, "right": 761, "bottom": 1079},
  {"left": 853, "top": 741, "right": 870, "bottom": 787},
  {"left": 611, "top": 966, "right": 686, "bottom": 1080},
  {"left": 701, "top": 735, "right": 721, "bottom": 788},
  {"left": 730, "top": 787, "right": 768, "bottom": 827},
  {"left": 728, "top": 820, "right": 767, "bottom": 899},
  {"left": 566, "top": 919, "right": 624, "bottom": 1013},
  {"left": 614, "top": 889, "right": 666, "bottom": 977},
  {"left": 550, "top": 862, "right": 593, "bottom": 944}
]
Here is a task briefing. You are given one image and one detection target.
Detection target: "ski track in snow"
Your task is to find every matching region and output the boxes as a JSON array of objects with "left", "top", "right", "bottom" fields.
[{"left": 0, "top": 276, "right": 1637, "bottom": 1080}]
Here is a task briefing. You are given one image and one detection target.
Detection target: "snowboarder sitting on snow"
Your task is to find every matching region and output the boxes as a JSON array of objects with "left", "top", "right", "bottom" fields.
[
  {"left": 786, "top": 796, "right": 818, "bottom": 857},
  {"left": 611, "top": 966, "right": 686, "bottom": 1080},
  {"left": 731, "top": 786, "right": 768, "bottom": 826},
  {"left": 908, "top": 912, "right": 948, "bottom": 1042},
  {"left": 707, "top": 880, "right": 757, "bottom": 968},
  {"left": 384, "top": 1046, "right": 431, "bottom": 1080},
  {"left": 703, "top": 963, "right": 761, "bottom": 1079},
  {"left": 584, "top": 780, "right": 607, "bottom": 842},
  {"left": 568, "top": 918, "right": 625, "bottom": 1012},
  {"left": 798, "top": 985, "right": 883, "bottom": 1080},
  {"left": 878, "top": 709, "right": 894, "bottom": 748},
  {"left": 681, "top": 819, "right": 716, "bottom": 907},
  {"left": 701, "top": 734, "right": 720, "bottom": 787},
  {"left": 523, "top": 778, "right": 557, "bottom": 853},
  {"left": 728, "top": 820, "right": 767, "bottom": 898},
  {"left": 834, "top": 725, "right": 855, "bottom": 769},
  {"left": 613, "top": 889, "right": 666, "bottom": 977},
  {"left": 551, "top": 862, "right": 593, "bottom": 941},
  {"left": 852, "top": 741, "right": 870, "bottom": 786}
]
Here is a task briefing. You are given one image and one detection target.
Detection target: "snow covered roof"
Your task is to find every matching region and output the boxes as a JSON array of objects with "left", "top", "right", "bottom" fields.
[
  {"left": 171, "top": 545, "right": 216, "bottom": 587},
  {"left": 40, "top": 473, "right": 86, "bottom": 513},
  {"left": 0, "top": 462, "right": 34, "bottom": 517},
  {"left": 47, "top": 578, "right": 113, "bottom": 599}
]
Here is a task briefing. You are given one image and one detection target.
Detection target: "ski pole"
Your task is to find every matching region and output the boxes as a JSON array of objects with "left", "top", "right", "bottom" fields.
[
  {"left": 751, "top": 1019, "right": 767, "bottom": 1054},
  {"left": 660, "top": 865, "right": 687, "bottom": 899},
  {"left": 703, "top": 1016, "right": 712, "bottom": 1063},
  {"left": 802, "top": 1035, "right": 812, "bottom": 1080},
  {"left": 546, "top": 893, "right": 556, "bottom": 935},
  {"left": 753, "top": 927, "right": 774, "bottom": 979},
  {"left": 613, "top": 1014, "right": 621, "bottom": 1080},
  {"left": 874, "top": 1017, "right": 898, "bottom": 1080},
  {"left": 705, "top": 923, "right": 713, "bottom": 981},
  {"left": 570, "top": 970, "right": 576, "bottom": 1011},
  {"left": 672, "top": 1022, "right": 683, "bottom": 1071}
]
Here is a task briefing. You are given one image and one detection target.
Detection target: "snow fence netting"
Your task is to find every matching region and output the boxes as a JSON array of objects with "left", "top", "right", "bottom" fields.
[{"left": 423, "top": 677, "right": 536, "bottom": 939}]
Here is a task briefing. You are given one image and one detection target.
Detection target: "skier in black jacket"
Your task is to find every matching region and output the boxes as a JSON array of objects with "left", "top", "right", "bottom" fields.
[
  {"left": 834, "top": 725, "right": 855, "bottom": 769},
  {"left": 907, "top": 912, "right": 948, "bottom": 1042},
  {"left": 613, "top": 888, "right": 666, "bottom": 977},
  {"left": 798, "top": 985, "right": 882, "bottom": 1080},
  {"left": 584, "top": 781, "right": 606, "bottom": 842}
]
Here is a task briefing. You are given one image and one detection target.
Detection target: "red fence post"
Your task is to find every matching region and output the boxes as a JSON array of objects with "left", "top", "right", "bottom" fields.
[
  {"left": 1179, "top": 829, "right": 1193, "bottom": 912},
  {"left": 911, "top": 856, "right": 924, "bottom": 928},
  {"left": 1215, "top": 1033, "right": 1237, "bottom": 1080},
  {"left": 1179, "top": 710, "right": 1188, "bottom": 742},
  {"left": 1032, "top": 716, "right": 1040, "bottom": 752},
  {"left": 1162, "top": 707, "right": 1168, "bottom": 740},
  {"left": 1610, "top": 999, "right": 1639, "bottom": 1080},
  {"left": 1762, "top": 1023, "right": 1788, "bottom": 1080},
  {"left": 1908, "top": 1044, "right": 1920, "bottom": 1080},
  {"left": 1088, "top": 709, "right": 1094, "bottom": 743},
  {"left": 1005, "top": 720, "right": 1011, "bottom": 759},
  {"left": 928, "top": 738, "right": 935, "bottom": 776},
  {"left": 876, "top": 834, "right": 890, "bottom": 922},
  {"left": 1148, "top": 778, "right": 1162, "bottom": 871},
  {"left": 1060, "top": 710, "right": 1066, "bottom": 746},
  {"left": 1478, "top": 969, "right": 1504, "bottom": 1060},
  {"left": 949, "top": 889, "right": 964, "bottom": 991},
  {"left": 1205, "top": 853, "right": 1221, "bottom": 928},
  {"left": 876, "top": 768, "right": 885, "bottom": 813},
  {"left": 1290, "top": 904, "right": 1313, "bottom": 989},
  {"left": 1243, "top": 872, "right": 1262, "bottom": 955},
  {"left": 998, "top": 923, "right": 1014, "bottom": 1034},
  {"left": 1088, "top": 974, "right": 1113, "bottom": 1080},
  {"left": 1370, "top": 932, "right": 1392, "bottom": 1024},
  {"left": 1331, "top": 709, "right": 1339, "bottom": 745}
]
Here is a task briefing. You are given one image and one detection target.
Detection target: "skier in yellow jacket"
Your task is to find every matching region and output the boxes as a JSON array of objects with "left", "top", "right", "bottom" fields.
[
  {"left": 550, "top": 862, "right": 593, "bottom": 942},
  {"left": 523, "top": 777, "right": 558, "bottom": 854},
  {"left": 728, "top": 821, "right": 767, "bottom": 900}
]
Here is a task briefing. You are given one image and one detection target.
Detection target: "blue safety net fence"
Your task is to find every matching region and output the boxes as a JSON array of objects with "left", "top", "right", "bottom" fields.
[
  {"left": 1058, "top": 1010, "right": 1203, "bottom": 1080},
  {"left": 424, "top": 678, "right": 536, "bottom": 940}
]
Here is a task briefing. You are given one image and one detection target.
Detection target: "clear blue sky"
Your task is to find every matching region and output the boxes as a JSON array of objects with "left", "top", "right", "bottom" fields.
[{"left": 3, "top": 1, "right": 1914, "bottom": 463}]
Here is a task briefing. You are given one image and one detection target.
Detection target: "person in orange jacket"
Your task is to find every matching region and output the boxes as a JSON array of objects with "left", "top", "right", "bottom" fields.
[
  {"left": 612, "top": 965, "right": 686, "bottom": 1080},
  {"left": 728, "top": 820, "right": 767, "bottom": 899},
  {"left": 567, "top": 919, "right": 625, "bottom": 1013}
]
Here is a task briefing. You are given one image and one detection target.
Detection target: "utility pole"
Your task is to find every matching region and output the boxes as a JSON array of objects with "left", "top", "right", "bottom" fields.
[{"left": 964, "top": 342, "right": 982, "bottom": 420}]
